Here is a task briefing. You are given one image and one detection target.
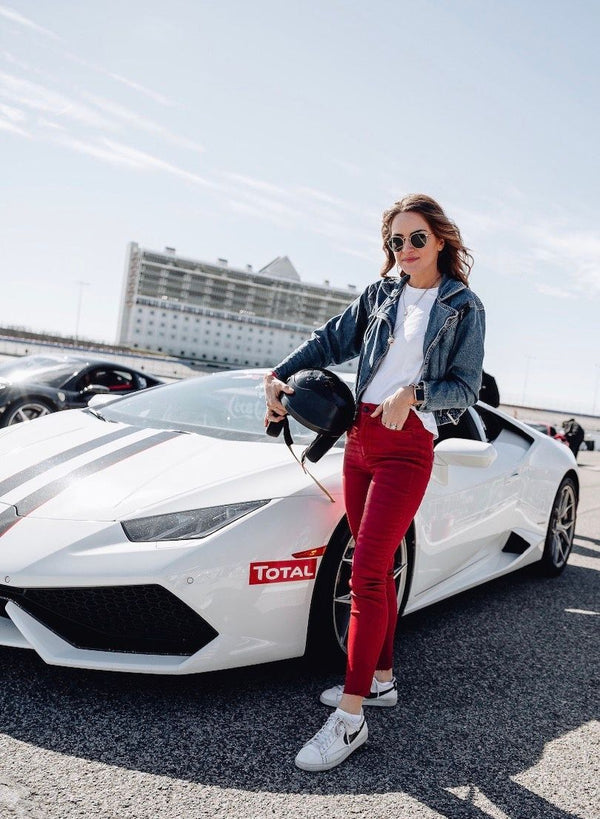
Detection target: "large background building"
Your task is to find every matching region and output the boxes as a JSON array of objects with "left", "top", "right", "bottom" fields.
[{"left": 117, "top": 243, "right": 359, "bottom": 370}]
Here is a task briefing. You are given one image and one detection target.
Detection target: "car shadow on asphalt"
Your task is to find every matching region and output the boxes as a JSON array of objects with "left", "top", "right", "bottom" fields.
[
  {"left": 575, "top": 534, "right": 600, "bottom": 547},
  {"left": 0, "top": 541, "right": 597, "bottom": 819}
]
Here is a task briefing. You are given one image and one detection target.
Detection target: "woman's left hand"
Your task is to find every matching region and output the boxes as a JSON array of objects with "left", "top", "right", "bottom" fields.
[{"left": 371, "top": 386, "right": 414, "bottom": 431}]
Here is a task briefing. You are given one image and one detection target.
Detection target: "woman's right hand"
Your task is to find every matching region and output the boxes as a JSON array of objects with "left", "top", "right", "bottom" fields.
[{"left": 263, "top": 372, "right": 294, "bottom": 425}]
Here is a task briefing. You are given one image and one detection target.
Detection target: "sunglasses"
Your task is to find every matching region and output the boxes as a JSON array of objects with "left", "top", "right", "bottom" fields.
[{"left": 386, "top": 230, "right": 433, "bottom": 253}]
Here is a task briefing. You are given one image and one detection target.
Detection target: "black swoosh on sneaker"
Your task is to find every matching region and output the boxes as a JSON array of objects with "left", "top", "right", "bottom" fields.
[
  {"left": 343, "top": 719, "right": 365, "bottom": 745},
  {"left": 366, "top": 683, "right": 396, "bottom": 699}
]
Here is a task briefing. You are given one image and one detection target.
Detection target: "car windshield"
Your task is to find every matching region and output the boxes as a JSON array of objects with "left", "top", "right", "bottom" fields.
[
  {"left": 99, "top": 370, "right": 340, "bottom": 445},
  {"left": 0, "top": 356, "right": 80, "bottom": 387}
]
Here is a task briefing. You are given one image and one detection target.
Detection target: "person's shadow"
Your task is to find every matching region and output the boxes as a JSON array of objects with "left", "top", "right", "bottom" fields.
[{"left": 0, "top": 537, "right": 597, "bottom": 818}]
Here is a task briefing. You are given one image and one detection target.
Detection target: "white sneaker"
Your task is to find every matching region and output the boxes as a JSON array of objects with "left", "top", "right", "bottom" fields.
[
  {"left": 320, "top": 676, "right": 398, "bottom": 708},
  {"left": 295, "top": 709, "right": 368, "bottom": 772}
]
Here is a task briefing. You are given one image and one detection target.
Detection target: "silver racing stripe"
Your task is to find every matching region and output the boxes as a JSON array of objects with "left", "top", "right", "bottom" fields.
[
  {"left": 0, "top": 426, "right": 136, "bottom": 500},
  {"left": 0, "top": 430, "right": 182, "bottom": 539},
  {"left": 0, "top": 506, "right": 16, "bottom": 538}
]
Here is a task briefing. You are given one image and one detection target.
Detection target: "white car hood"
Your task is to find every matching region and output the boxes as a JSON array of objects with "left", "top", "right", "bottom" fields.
[{"left": 0, "top": 411, "right": 343, "bottom": 522}]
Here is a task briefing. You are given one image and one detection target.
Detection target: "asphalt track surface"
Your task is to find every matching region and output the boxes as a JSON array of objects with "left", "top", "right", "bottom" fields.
[{"left": 0, "top": 454, "right": 598, "bottom": 819}]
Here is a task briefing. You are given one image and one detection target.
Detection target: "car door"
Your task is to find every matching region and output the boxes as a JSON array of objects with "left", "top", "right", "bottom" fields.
[
  {"left": 61, "top": 367, "right": 97, "bottom": 410},
  {"left": 63, "top": 366, "right": 137, "bottom": 409},
  {"left": 411, "top": 407, "right": 529, "bottom": 596}
]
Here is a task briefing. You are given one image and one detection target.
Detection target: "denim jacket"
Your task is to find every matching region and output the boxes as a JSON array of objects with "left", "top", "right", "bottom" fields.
[{"left": 273, "top": 273, "right": 486, "bottom": 426}]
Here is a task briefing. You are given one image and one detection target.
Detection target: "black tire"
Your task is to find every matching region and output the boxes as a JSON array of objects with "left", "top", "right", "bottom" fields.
[
  {"left": 538, "top": 476, "right": 578, "bottom": 576},
  {"left": 306, "top": 516, "right": 413, "bottom": 669},
  {"left": 1, "top": 398, "right": 54, "bottom": 426}
]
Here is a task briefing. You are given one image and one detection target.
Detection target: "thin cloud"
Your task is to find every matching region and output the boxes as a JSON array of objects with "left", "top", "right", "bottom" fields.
[
  {"left": 529, "top": 224, "right": 600, "bottom": 293},
  {"left": 224, "top": 172, "right": 290, "bottom": 197},
  {"left": 446, "top": 194, "right": 600, "bottom": 296},
  {"left": 536, "top": 283, "right": 577, "bottom": 299},
  {"left": 61, "top": 50, "right": 177, "bottom": 108},
  {"left": 107, "top": 72, "right": 176, "bottom": 107},
  {"left": 229, "top": 189, "right": 297, "bottom": 216},
  {"left": 225, "top": 173, "right": 365, "bottom": 218},
  {"left": 332, "top": 158, "right": 364, "bottom": 177},
  {"left": 227, "top": 199, "right": 291, "bottom": 229},
  {"left": 83, "top": 93, "right": 204, "bottom": 152},
  {"left": 3, "top": 51, "right": 32, "bottom": 70},
  {"left": 37, "top": 117, "right": 67, "bottom": 131},
  {"left": 0, "top": 72, "right": 118, "bottom": 130},
  {"left": 311, "top": 219, "right": 378, "bottom": 247},
  {"left": 102, "top": 139, "right": 213, "bottom": 185},
  {"left": 451, "top": 205, "right": 505, "bottom": 236},
  {"left": 0, "top": 117, "right": 30, "bottom": 137},
  {"left": 0, "top": 100, "right": 25, "bottom": 121},
  {"left": 340, "top": 246, "right": 378, "bottom": 263},
  {"left": 55, "top": 134, "right": 215, "bottom": 187},
  {"left": 297, "top": 186, "right": 358, "bottom": 213},
  {"left": 223, "top": 171, "right": 385, "bottom": 259},
  {"left": 54, "top": 134, "right": 151, "bottom": 169},
  {"left": 0, "top": 4, "right": 62, "bottom": 41},
  {"left": 61, "top": 50, "right": 179, "bottom": 108},
  {"left": 1, "top": 7, "right": 175, "bottom": 109}
]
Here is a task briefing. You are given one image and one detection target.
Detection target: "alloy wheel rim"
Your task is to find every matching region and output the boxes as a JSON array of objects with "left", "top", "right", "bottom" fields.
[
  {"left": 550, "top": 483, "right": 576, "bottom": 567},
  {"left": 8, "top": 403, "right": 51, "bottom": 424},
  {"left": 332, "top": 536, "right": 408, "bottom": 654}
]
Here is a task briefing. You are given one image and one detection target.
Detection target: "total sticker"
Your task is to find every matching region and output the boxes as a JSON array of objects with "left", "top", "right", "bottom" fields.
[{"left": 249, "top": 558, "right": 317, "bottom": 585}]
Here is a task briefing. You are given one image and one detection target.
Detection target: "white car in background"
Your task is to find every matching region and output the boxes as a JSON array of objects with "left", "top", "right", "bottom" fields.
[{"left": 0, "top": 370, "right": 578, "bottom": 675}]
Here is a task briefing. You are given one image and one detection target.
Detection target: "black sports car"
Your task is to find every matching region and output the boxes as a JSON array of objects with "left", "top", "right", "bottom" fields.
[{"left": 0, "top": 354, "right": 163, "bottom": 426}]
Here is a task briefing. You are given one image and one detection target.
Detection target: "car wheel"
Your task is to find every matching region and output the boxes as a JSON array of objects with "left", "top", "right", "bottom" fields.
[
  {"left": 306, "top": 516, "right": 413, "bottom": 668},
  {"left": 539, "top": 476, "right": 578, "bottom": 576},
  {"left": 2, "top": 399, "right": 54, "bottom": 426}
]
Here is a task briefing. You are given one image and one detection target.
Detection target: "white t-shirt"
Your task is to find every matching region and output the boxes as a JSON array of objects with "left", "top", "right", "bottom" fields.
[{"left": 362, "top": 284, "right": 438, "bottom": 437}]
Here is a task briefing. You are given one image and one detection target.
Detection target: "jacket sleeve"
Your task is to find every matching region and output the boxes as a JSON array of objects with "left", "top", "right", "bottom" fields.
[
  {"left": 272, "top": 284, "right": 375, "bottom": 381},
  {"left": 419, "top": 300, "right": 486, "bottom": 412}
]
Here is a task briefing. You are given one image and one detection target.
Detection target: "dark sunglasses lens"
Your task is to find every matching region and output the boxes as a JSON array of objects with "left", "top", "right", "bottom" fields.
[
  {"left": 388, "top": 237, "right": 404, "bottom": 252},
  {"left": 411, "top": 231, "right": 428, "bottom": 248}
]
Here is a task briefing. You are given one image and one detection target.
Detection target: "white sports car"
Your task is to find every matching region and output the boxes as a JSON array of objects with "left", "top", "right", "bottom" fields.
[{"left": 0, "top": 370, "right": 578, "bottom": 675}]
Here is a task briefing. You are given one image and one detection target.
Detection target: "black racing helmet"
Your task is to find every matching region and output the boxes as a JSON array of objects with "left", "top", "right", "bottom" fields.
[{"left": 281, "top": 368, "right": 356, "bottom": 462}]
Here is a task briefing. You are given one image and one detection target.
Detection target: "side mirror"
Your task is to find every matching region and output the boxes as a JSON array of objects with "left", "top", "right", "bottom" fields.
[
  {"left": 88, "top": 393, "right": 120, "bottom": 409},
  {"left": 433, "top": 439, "right": 497, "bottom": 485},
  {"left": 82, "top": 384, "right": 111, "bottom": 396}
]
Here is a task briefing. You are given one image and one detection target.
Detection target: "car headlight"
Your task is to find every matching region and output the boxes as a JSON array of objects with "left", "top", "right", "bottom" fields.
[{"left": 121, "top": 499, "right": 270, "bottom": 542}]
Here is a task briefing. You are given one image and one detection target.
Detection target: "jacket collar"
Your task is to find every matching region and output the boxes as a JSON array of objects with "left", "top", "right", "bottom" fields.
[{"left": 438, "top": 273, "right": 466, "bottom": 302}]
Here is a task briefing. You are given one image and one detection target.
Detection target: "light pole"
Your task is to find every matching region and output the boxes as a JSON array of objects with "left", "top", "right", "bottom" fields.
[
  {"left": 593, "top": 364, "right": 600, "bottom": 416},
  {"left": 74, "top": 280, "right": 90, "bottom": 343},
  {"left": 522, "top": 356, "right": 534, "bottom": 406}
]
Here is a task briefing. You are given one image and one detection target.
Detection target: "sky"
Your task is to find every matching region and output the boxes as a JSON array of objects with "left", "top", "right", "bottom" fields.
[{"left": 1, "top": 0, "right": 599, "bottom": 414}]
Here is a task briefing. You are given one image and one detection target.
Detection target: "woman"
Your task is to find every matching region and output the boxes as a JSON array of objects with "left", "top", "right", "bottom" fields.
[{"left": 264, "top": 194, "right": 485, "bottom": 771}]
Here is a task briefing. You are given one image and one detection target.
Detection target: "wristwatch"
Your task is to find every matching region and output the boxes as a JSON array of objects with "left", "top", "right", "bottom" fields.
[{"left": 410, "top": 382, "right": 425, "bottom": 406}]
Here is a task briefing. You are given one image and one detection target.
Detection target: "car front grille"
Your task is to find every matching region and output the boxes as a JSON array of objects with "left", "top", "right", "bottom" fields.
[{"left": 0, "top": 583, "right": 218, "bottom": 656}]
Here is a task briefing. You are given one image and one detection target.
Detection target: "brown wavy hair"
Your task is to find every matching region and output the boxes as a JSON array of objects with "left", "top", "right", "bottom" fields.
[{"left": 380, "top": 194, "right": 473, "bottom": 284}]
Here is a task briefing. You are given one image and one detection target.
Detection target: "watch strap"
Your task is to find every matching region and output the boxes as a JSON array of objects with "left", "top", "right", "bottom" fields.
[{"left": 411, "top": 382, "right": 425, "bottom": 405}]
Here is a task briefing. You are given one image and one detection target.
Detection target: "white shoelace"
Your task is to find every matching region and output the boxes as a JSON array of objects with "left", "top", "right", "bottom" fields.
[{"left": 310, "top": 713, "right": 347, "bottom": 752}]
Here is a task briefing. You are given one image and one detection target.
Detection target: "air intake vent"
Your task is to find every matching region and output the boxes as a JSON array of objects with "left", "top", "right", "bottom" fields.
[
  {"left": 502, "top": 532, "right": 531, "bottom": 554},
  {"left": 0, "top": 584, "right": 217, "bottom": 656}
]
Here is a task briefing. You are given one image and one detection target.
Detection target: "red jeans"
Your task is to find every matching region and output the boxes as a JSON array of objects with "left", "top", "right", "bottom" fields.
[{"left": 343, "top": 404, "right": 434, "bottom": 697}]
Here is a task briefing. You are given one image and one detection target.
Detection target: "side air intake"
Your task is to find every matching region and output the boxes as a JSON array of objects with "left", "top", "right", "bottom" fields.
[{"left": 502, "top": 532, "right": 531, "bottom": 555}]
